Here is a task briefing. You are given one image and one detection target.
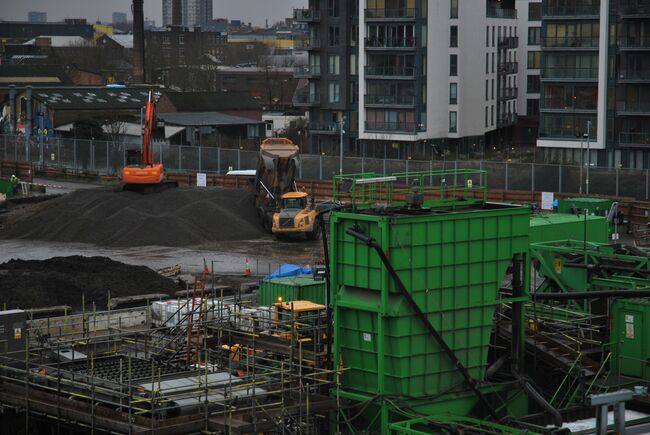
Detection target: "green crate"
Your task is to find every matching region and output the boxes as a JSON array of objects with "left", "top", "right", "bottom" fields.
[
  {"left": 529, "top": 213, "right": 608, "bottom": 244},
  {"left": 611, "top": 298, "right": 650, "bottom": 381},
  {"left": 0, "top": 179, "right": 17, "bottom": 198},
  {"left": 331, "top": 203, "right": 530, "bottom": 398},
  {"left": 557, "top": 197, "right": 613, "bottom": 217},
  {"left": 258, "top": 276, "right": 326, "bottom": 306}
]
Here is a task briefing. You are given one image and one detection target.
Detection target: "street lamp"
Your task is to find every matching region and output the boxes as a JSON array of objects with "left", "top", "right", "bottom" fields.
[
  {"left": 585, "top": 120, "right": 591, "bottom": 195},
  {"left": 339, "top": 116, "right": 346, "bottom": 175},
  {"left": 579, "top": 133, "right": 584, "bottom": 195}
]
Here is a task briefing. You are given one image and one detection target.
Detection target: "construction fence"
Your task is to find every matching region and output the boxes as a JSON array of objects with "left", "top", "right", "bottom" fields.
[{"left": 2, "top": 134, "right": 649, "bottom": 199}]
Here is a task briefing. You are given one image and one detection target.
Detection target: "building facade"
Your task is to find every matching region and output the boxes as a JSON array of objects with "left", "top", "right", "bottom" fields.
[
  {"left": 538, "top": 0, "right": 650, "bottom": 169},
  {"left": 112, "top": 12, "right": 128, "bottom": 25},
  {"left": 295, "top": 0, "right": 542, "bottom": 159},
  {"left": 162, "top": 0, "right": 213, "bottom": 28}
]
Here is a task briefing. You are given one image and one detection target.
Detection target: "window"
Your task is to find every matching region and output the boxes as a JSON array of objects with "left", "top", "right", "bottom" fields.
[
  {"left": 486, "top": 80, "right": 489, "bottom": 100},
  {"left": 328, "top": 26, "right": 340, "bottom": 46},
  {"left": 450, "top": 26, "right": 458, "bottom": 47},
  {"left": 449, "top": 111, "right": 457, "bottom": 132},
  {"left": 527, "top": 75, "right": 540, "bottom": 93},
  {"left": 486, "top": 53, "right": 489, "bottom": 74},
  {"left": 492, "top": 26, "right": 495, "bottom": 46},
  {"left": 491, "top": 79, "right": 494, "bottom": 99},
  {"left": 328, "top": 0, "right": 339, "bottom": 17},
  {"left": 527, "top": 99, "right": 540, "bottom": 116},
  {"left": 528, "top": 27, "right": 541, "bottom": 45},
  {"left": 492, "top": 53, "right": 495, "bottom": 73},
  {"left": 450, "top": 0, "right": 458, "bottom": 18},
  {"left": 486, "top": 27, "right": 489, "bottom": 47},
  {"left": 449, "top": 83, "right": 458, "bottom": 104},
  {"left": 491, "top": 105, "right": 494, "bottom": 126},
  {"left": 528, "top": 51, "right": 541, "bottom": 69},
  {"left": 328, "top": 55, "right": 340, "bottom": 75},
  {"left": 178, "top": 34, "right": 184, "bottom": 44},
  {"left": 350, "top": 82, "right": 357, "bottom": 104},
  {"left": 528, "top": 3, "right": 541, "bottom": 21},
  {"left": 350, "top": 54, "right": 357, "bottom": 75},
  {"left": 485, "top": 106, "right": 489, "bottom": 127},
  {"left": 450, "top": 54, "right": 458, "bottom": 76},
  {"left": 329, "top": 82, "right": 340, "bottom": 103}
]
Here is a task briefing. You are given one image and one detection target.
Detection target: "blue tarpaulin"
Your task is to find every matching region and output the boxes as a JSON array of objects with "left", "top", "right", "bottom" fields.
[{"left": 264, "top": 264, "right": 312, "bottom": 280}]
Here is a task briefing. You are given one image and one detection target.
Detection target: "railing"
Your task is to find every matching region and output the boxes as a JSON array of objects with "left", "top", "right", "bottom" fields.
[
  {"left": 498, "top": 36, "right": 519, "bottom": 49},
  {"left": 497, "top": 61, "right": 519, "bottom": 74},
  {"left": 620, "top": 132, "right": 650, "bottom": 147},
  {"left": 497, "top": 113, "right": 518, "bottom": 127},
  {"left": 364, "top": 37, "right": 417, "bottom": 49},
  {"left": 365, "top": 8, "right": 417, "bottom": 19},
  {"left": 309, "top": 122, "right": 340, "bottom": 133},
  {"left": 619, "top": 1, "right": 650, "bottom": 16},
  {"left": 365, "top": 95, "right": 416, "bottom": 106},
  {"left": 541, "top": 67, "right": 599, "bottom": 80},
  {"left": 498, "top": 87, "right": 519, "bottom": 100},
  {"left": 618, "top": 36, "right": 650, "bottom": 48},
  {"left": 293, "top": 64, "right": 321, "bottom": 77},
  {"left": 365, "top": 66, "right": 416, "bottom": 77},
  {"left": 616, "top": 101, "right": 650, "bottom": 113},
  {"left": 293, "top": 8, "right": 321, "bottom": 21},
  {"left": 292, "top": 93, "right": 320, "bottom": 106},
  {"left": 543, "top": 36, "right": 599, "bottom": 49},
  {"left": 486, "top": 7, "right": 517, "bottom": 19},
  {"left": 364, "top": 121, "right": 423, "bottom": 134},
  {"left": 541, "top": 98, "right": 597, "bottom": 111},
  {"left": 542, "top": 3, "right": 600, "bottom": 17}
]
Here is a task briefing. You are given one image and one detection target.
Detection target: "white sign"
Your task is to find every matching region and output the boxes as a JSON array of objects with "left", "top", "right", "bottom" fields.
[
  {"left": 541, "top": 192, "right": 555, "bottom": 210},
  {"left": 362, "top": 333, "right": 372, "bottom": 342},
  {"left": 196, "top": 173, "right": 207, "bottom": 187}
]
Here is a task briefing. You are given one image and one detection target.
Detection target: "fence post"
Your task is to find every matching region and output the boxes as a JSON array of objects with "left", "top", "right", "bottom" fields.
[
  {"left": 505, "top": 161, "right": 509, "bottom": 190},
  {"left": 178, "top": 146, "right": 182, "bottom": 172},
  {"left": 646, "top": 170, "right": 649, "bottom": 200},
  {"left": 319, "top": 154, "right": 323, "bottom": 180},
  {"left": 383, "top": 158, "right": 386, "bottom": 176},
  {"left": 218, "top": 147, "right": 221, "bottom": 173},
  {"left": 237, "top": 148, "right": 241, "bottom": 170},
  {"left": 73, "top": 139, "right": 77, "bottom": 171},
  {"left": 199, "top": 146, "right": 202, "bottom": 172},
  {"left": 558, "top": 165, "right": 562, "bottom": 193},
  {"left": 615, "top": 167, "right": 619, "bottom": 197},
  {"left": 531, "top": 162, "right": 535, "bottom": 192},
  {"left": 91, "top": 140, "right": 94, "bottom": 170},
  {"left": 361, "top": 157, "right": 365, "bottom": 174},
  {"left": 106, "top": 143, "right": 109, "bottom": 175}
]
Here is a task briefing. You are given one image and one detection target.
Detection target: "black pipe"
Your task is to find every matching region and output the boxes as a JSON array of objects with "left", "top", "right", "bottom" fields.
[
  {"left": 512, "top": 370, "right": 563, "bottom": 427},
  {"left": 511, "top": 253, "right": 523, "bottom": 372},
  {"left": 533, "top": 289, "right": 650, "bottom": 301},
  {"left": 318, "top": 211, "right": 332, "bottom": 372},
  {"left": 345, "top": 226, "right": 499, "bottom": 420}
]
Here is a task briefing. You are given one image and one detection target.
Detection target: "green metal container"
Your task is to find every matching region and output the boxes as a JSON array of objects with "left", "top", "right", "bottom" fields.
[
  {"left": 331, "top": 203, "right": 530, "bottom": 398},
  {"left": 529, "top": 213, "right": 608, "bottom": 244},
  {"left": 557, "top": 197, "right": 613, "bottom": 217},
  {"left": 0, "top": 179, "right": 17, "bottom": 198},
  {"left": 258, "top": 276, "right": 326, "bottom": 306},
  {"left": 611, "top": 298, "right": 650, "bottom": 381}
]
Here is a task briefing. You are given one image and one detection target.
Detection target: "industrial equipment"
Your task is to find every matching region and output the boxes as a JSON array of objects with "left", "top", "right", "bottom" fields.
[
  {"left": 122, "top": 90, "right": 177, "bottom": 193},
  {"left": 271, "top": 191, "right": 321, "bottom": 239}
]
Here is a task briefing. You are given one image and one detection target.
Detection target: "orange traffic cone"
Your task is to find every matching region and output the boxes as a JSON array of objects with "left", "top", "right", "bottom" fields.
[{"left": 244, "top": 258, "right": 252, "bottom": 277}]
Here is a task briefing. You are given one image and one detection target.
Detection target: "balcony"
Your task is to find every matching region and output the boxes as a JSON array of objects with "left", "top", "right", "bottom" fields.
[
  {"left": 364, "top": 121, "right": 424, "bottom": 134},
  {"left": 365, "top": 8, "right": 416, "bottom": 20},
  {"left": 309, "top": 122, "right": 340, "bottom": 134},
  {"left": 365, "top": 66, "right": 416, "bottom": 78},
  {"left": 542, "top": 36, "right": 599, "bottom": 49},
  {"left": 497, "top": 61, "right": 518, "bottom": 75},
  {"left": 293, "top": 8, "right": 321, "bottom": 22},
  {"left": 541, "top": 67, "right": 598, "bottom": 81},
  {"left": 497, "top": 113, "right": 518, "bottom": 128},
  {"left": 617, "top": 69, "right": 650, "bottom": 82},
  {"left": 364, "top": 37, "right": 417, "bottom": 50},
  {"left": 616, "top": 101, "right": 650, "bottom": 115},
  {"left": 498, "top": 36, "right": 519, "bottom": 49},
  {"left": 486, "top": 5, "right": 517, "bottom": 19},
  {"left": 619, "top": 1, "right": 650, "bottom": 18},
  {"left": 542, "top": 3, "right": 599, "bottom": 18},
  {"left": 618, "top": 36, "right": 650, "bottom": 50},
  {"left": 619, "top": 132, "right": 650, "bottom": 147},
  {"left": 365, "top": 94, "right": 416, "bottom": 107},
  {"left": 292, "top": 92, "right": 320, "bottom": 107},
  {"left": 498, "top": 87, "right": 518, "bottom": 100},
  {"left": 293, "top": 65, "right": 320, "bottom": 78},
  {"left": 294, "top": 38, "right": 321, "bottom": 50}
]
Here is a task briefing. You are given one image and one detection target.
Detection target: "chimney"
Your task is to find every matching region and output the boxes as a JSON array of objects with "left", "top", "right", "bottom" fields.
[
  {"left": 172, "top": 0, "right": 182, "bottom": 26},
  {"left": 132, "top": 0, "right": 145, "bottom": 83}
]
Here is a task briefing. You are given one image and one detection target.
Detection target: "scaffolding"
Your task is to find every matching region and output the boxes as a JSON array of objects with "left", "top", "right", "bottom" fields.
[{"left": 0, "top": 288, "right": 341, "bottom": 434}]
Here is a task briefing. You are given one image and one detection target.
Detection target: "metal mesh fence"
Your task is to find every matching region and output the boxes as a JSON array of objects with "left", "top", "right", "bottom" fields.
[{"left": 2, "top": 134, "right": 650, "bottom": 199}]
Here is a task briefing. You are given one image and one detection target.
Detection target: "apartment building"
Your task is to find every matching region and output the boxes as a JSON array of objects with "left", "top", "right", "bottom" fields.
[
  {"left": 162, "top": 0, "right": 213, "bottom": 28},
  {"left": 296, "top": 0, "right": 542, "bottom": 159}
]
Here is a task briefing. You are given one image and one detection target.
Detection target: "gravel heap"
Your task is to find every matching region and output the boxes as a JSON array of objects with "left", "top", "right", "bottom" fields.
[
  {"left": 0, "top": 256, "right": 182, "bottom": 309},
  {"left": 1, "top": 187, "right": 265, "bottom": 247}
]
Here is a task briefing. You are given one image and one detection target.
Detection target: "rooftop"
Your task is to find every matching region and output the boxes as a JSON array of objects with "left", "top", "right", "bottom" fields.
[
  {"left": 29, "top": 87, "right": 161, "bottom": 110},
  {"left": 161, "top": 91, "right": 260, "bottom": 112},
  {"left": 157, "top": 111, "right": 261, "bottom": 127}
]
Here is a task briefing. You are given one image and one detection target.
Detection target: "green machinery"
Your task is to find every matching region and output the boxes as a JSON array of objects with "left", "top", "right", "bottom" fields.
[
  {"left": 611, "top": 298, "right": 650, "bottom": 381},
  {"left": 529, "top": 213, "right": 609, "bottom": 245},
  {"left": 0, "top": 175, "right": 18, "bottom": 198},
  {"left": 258, "top": 276, "right": 326, "bottom": 306},
  {"left": 329, "top": 170, "right": 533, "bottom": 432},
  {"left": 557, "top": 197, "right": 613, "bottom": 217}
]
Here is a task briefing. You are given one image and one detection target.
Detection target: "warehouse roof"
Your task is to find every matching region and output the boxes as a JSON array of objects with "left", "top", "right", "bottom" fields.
[
  {"left": 30, "top": 88, "right": 161, "bottom": 110},
  {"left": 0, "top": 65, "right": 73, "bottom": 86},
  {"left": 157, "top": 112, "right": 261, "bottom": 127},
  {"left": 160, "top": 91, "right": 260, "bottom": 112}
]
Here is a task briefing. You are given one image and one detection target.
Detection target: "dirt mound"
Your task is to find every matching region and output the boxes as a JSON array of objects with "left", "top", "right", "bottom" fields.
[
  {"left": 1, "top": 187, "right": 265, "bottom": 247},
  {"left": 0, "top": 256, "right": 182, "bottom": 310}
]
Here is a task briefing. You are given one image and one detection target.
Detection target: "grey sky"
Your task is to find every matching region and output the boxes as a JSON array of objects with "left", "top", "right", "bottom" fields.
[{"left": 0, "top": 0, "right": 306, "bottom": 27}]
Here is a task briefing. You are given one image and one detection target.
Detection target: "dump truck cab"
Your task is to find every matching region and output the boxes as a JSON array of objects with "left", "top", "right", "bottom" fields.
[{"left": 272, "top": 191, "right": 321, "bottom": 240}]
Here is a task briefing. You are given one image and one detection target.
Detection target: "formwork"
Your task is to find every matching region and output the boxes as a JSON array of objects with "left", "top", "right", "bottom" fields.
[
  {"left": 259, "top": 276, "right": 326, "bottom": 306},
  {"left": 329, "top": 170, "right": 530, "bottom": 429}
]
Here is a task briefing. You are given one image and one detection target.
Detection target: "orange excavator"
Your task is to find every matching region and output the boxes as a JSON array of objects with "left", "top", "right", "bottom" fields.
[{"left": 122, "top": 90, "right": 177, "bottom": 193}]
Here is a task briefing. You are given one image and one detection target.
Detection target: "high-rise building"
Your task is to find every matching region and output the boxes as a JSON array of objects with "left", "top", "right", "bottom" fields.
[
  {"left": 112, "top": 12, "right": 128, "bottom": 25},
  {"left": 162, "top": 0, "right": 213, "bottom": 28},
  {"left": 295, "top": 0, "right": 540, "bottom": 159},
  {"left": 28, "top": 11, "right": 47, "bottom": 23},
  {"left": 538, "top": 0, "right": 650, "bottom": 169}
]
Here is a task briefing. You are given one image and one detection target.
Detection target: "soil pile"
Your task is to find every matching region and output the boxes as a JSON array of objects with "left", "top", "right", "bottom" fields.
[
  {"left": 0, "top": 256, "right": 182, "bottom": 309},
  {"left": 1, "top": 187, "right": 265, "bottom": 247}
]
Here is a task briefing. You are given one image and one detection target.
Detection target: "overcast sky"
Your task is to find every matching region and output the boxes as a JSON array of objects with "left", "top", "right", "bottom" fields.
[{"left": 0, "top": 0, "right": 306, "bottom": 27}]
